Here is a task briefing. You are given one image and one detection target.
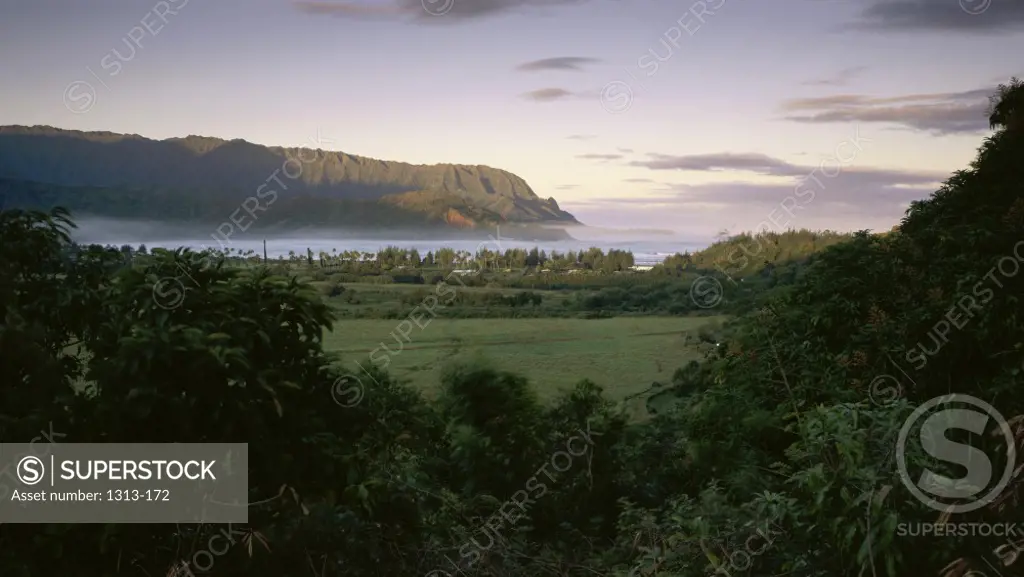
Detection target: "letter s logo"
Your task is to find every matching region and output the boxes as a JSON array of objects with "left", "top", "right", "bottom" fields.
[{"left": 63, "top": 81, "right": 96, "bottom": 114}]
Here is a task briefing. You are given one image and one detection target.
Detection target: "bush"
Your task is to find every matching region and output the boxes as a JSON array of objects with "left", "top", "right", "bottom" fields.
[{"left": 392, "top": 273, "right": 425, "bottom": 284}]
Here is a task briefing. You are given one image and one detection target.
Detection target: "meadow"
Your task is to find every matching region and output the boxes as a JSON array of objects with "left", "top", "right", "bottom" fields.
[{"left": 323, "top": 315, "right": 725, "bottom": 412}]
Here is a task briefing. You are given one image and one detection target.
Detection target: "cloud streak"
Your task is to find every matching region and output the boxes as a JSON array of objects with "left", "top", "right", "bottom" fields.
[
  {"left": 293, "top": 1, "right": 402, "bottom": 17},
  {"left": 521, "top": 88, "right": 576, "bottom": 102},
  {"left": 628, "top": 151, "right": 947, "bottom": 187},
  {"left": 293, "top": 0, "right": 589, "bottom": 22},
  {"left": 847, "top": 0, "right": 1024, "bottom": 32},
  {"left": 631, "top": 152, "right": 800, "bottom": 175},
  {"left": 803, "top": 66, "right": 868, "bottom": 87},
  {"left": 566, "top": 158, "right": 949, "bottom": 236},
  {"left": 517, "top": 57, "right": 601, "bottom": 72},
  {"left": 577, "top": 153, "right": 623, "bottom": 160},
  {"left": 779, "top": 86, "right": 996, "bottom": 134}
]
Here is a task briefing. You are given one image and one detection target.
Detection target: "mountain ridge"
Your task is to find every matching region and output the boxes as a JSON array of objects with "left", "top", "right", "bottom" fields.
[{"left": 0, "top": 125, "right": 579, "bottom": 239}]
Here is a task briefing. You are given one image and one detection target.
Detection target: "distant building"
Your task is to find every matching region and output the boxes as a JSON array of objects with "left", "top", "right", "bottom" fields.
[{"left": 630, "top": 265, "right": 654, "bottom": 272}]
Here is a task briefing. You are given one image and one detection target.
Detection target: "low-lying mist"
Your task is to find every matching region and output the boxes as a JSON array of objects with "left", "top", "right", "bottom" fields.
[{"left": 69, "top": 217, "right": 703, "bottom": 263}]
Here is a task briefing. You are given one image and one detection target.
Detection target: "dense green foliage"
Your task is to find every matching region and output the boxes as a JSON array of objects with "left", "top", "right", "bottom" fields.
[
  {"left": 659, "top": 229, "right": 853, "bottom": 277},
  {"left": 2, "top": 79, "right": 1022, "bottom": 577}
]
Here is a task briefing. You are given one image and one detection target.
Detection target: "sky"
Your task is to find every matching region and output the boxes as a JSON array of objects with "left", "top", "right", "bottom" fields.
[{"left": 1, "top": 0, "right": 1022, "bottom": 241}]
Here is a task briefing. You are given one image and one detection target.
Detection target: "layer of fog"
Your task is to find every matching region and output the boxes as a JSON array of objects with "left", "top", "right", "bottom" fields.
[{"left": 70, "top": 218, "right": 706, "bottom": 263}]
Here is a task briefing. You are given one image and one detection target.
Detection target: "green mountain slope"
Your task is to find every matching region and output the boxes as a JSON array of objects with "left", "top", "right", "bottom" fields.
[{"left": 0, "top": 125, "right": 579, "bottom": 238}]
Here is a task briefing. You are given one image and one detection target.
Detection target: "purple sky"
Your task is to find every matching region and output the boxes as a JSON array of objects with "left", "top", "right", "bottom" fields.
[{"left": 1, "top": 0, "right": 1021, "bottom": 240}]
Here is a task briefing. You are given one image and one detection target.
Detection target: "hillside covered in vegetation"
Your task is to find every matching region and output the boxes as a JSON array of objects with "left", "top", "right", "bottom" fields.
[{"left": 0, "top": 125, "right": 578, "bottom": 239}]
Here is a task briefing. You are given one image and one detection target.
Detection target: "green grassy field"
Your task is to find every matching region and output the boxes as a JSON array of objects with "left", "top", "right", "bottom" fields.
[{"left": 324, "top": 316, "right": 725, "bottom": 414}]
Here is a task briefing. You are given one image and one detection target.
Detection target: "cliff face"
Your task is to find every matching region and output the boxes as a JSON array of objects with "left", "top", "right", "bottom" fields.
[
  {"left": 444, "top": 209, "right": 475, "bottom": 228},
  {"left": 0, "top": 126, "right": 579, "bottom": 228}
]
